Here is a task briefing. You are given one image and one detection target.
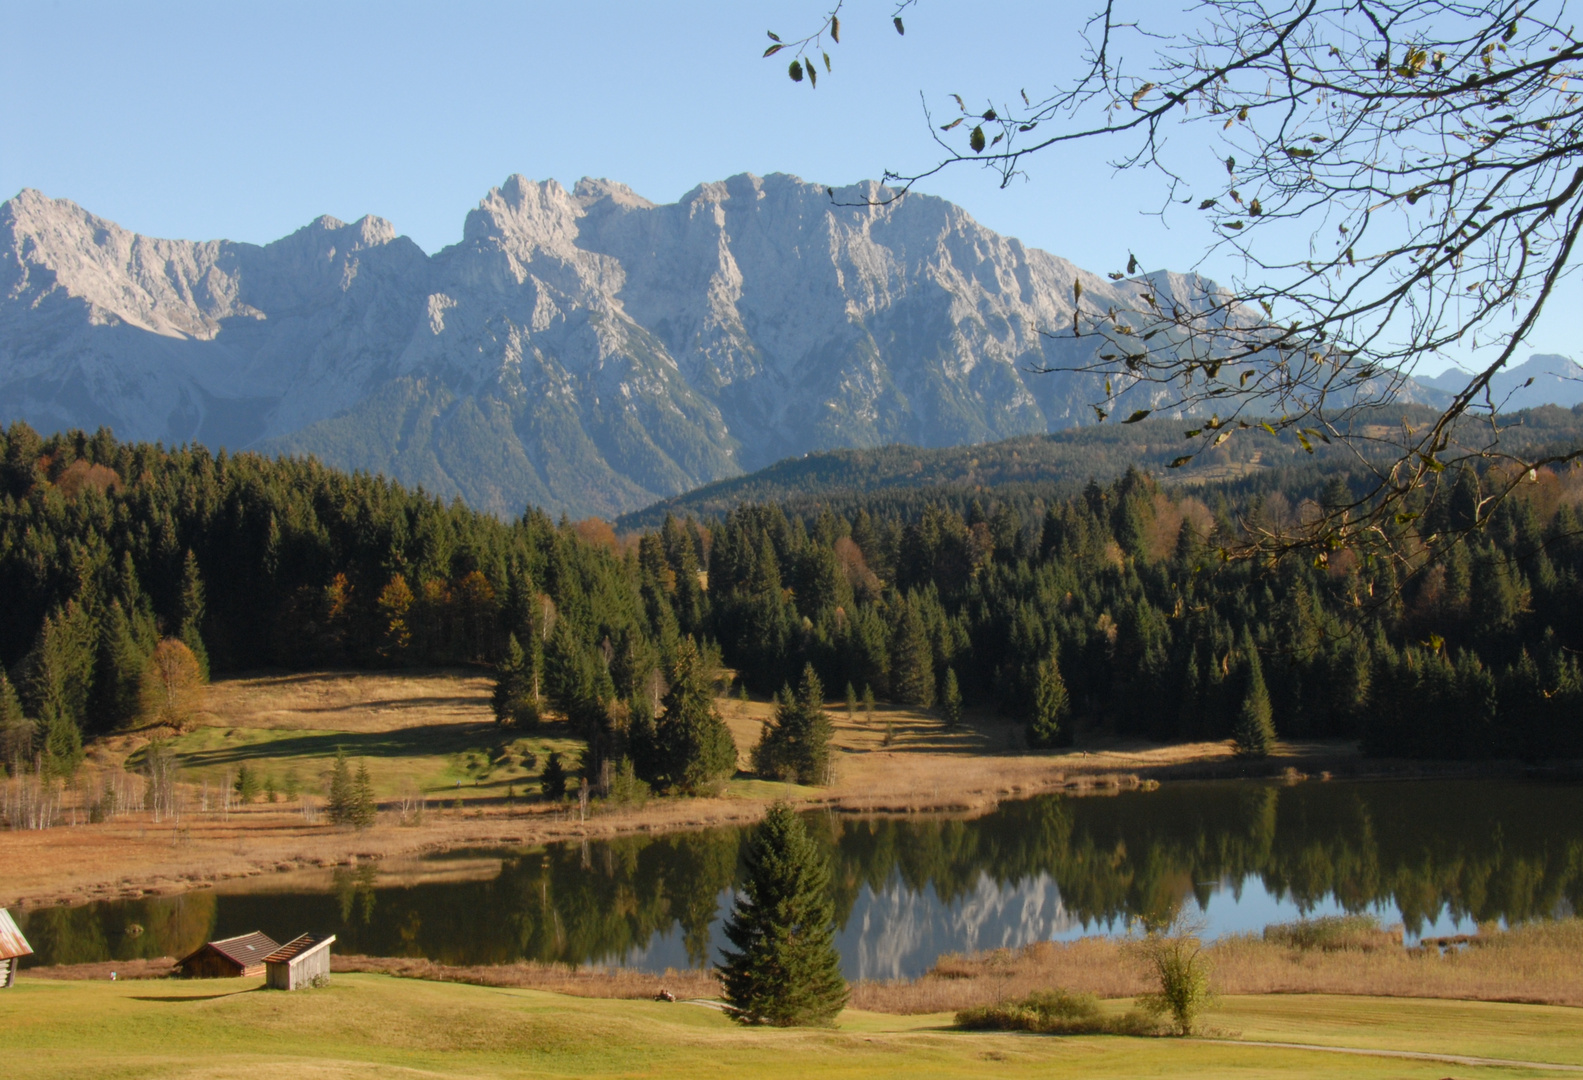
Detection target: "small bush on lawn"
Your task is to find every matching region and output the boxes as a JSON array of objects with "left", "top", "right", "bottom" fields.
[{"left": 955, "top": 989, "right": 1155, "bottom": 1035}]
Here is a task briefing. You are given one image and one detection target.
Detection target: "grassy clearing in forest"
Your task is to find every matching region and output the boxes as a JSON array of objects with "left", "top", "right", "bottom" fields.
[
  {"left": 7, "top": 666, "right": 1358, "bottom": 910},
  {"left": 116, "top": 667, "right": 1231, "bottom": 813},
  {"left": 138, "top": 669, "right": 581, "bottom": 804},
  {"left": 4, "top": 973, "right": 1581, "bottom": 1080}
]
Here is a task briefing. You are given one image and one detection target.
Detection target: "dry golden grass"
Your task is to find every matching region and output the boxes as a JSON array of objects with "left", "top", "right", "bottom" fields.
[
  {"left": 725, "top": 693, "right": 1318, "bottom": 815},
  {"left": 850, "top": 919, "right": 1583, "bottom": 1013},
  {"left": 197, "top": 669, "right": 496, "bottom": 733}
]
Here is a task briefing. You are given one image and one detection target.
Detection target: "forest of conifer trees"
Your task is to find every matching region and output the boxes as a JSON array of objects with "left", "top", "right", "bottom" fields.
[{"left": 3, "top": 420, "right": 1581, "bottom": 789}]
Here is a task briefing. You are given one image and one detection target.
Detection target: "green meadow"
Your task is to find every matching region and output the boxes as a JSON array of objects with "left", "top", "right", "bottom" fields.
[{"left": 5, "top": 974, "right": 1581, "bottom": 1079}]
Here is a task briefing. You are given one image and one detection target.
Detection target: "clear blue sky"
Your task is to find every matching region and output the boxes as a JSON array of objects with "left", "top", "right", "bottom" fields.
[{"left": 5, "top": 1, "right": 1575, "bottom": 371}]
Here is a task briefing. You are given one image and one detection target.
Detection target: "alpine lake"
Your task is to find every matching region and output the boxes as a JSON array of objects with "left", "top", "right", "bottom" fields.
[{"left": 17, "top": 778, "right": 1583, "bottom": 981}]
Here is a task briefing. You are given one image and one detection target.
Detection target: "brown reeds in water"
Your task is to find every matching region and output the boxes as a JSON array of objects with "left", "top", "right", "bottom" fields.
[
  {"left": 851, "top": 918, "right": 1583, "bottom": 1013},
  {"left": 33, "top": 918, "right": 1582, "bottom": 1013}
]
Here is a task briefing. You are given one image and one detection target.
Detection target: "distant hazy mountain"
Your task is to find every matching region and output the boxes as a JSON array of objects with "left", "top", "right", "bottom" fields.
[
  {"left": 1416, "top": 354, "right": 1583, "bottom": 411},
  {"left": 0, "top": 175, "right": 1449, "bottom": 518}
]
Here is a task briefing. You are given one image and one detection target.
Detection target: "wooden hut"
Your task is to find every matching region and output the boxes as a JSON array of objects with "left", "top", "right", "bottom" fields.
[
  {"left": 263, "top": 933, "right": 335, "bottom": 990},
  {"left": 0, "top": 909, "right": 33, "bottom": 988},
  {"left": 176, "top": 932, "right": 280, "bottom": 978}
]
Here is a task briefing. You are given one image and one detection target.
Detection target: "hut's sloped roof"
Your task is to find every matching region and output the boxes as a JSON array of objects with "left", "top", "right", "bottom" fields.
[
  {"left": 192, "top": 932, "right": 280, "bottom": 969},
  {"left": 0, "top": 910, "right": 32, "bottom": 961},
  {"left": 263, "top": 934, "right": 336, "bottom": 964}
]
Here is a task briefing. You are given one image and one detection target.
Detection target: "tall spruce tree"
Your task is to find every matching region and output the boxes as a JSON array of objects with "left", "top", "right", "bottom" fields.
[
  {"left": 650, "top": 637, "right": 737, "bottom": 792},
  {"left": 1232, "top": 633, "right": 1276, "bottom": 758},
  {"left": 351, "top": 759, "right": 378, "bottom": 829},
  {"left": 178, "top": 550, "right": 210, "bottom": 680},
  {"left": 328, "top": 749, "right": 354, "bottom": 824},
  {"left": 0, "top": 671, "right": 33, "bottom": 775},
  {"left": 41, "top": 706, "right": 84, "bottom": 779},
  {"left": 94, "top": 602, "right": 151, "bottom": 731},
  {"left": 889, "top": 599, "right": 935, "bottom": 708},
  {"left": 940, "top": 667, "right": 962, "bottom": 729},
  {"left": 1027, "top": 645, "right": 1070, "bottom": 748},
  {"left": 753, "top": 664, "right": 833, "bottom": 784},
  {"left": 23, "top": 602, "right": 97, "bottom": 746},
  {"left": 492, "top": 634, "right": 541, "bottom": 728},
  {"left": 719, "top": 802, "right": 848, "bottom": 1026}
]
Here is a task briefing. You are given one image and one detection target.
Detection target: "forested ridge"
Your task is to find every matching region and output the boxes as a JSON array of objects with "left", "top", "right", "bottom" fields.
[
  {"left": 696, "top": 459, "right": 1583, "bottom": 762},
  {"left": 0, "top": 422, "right": 683, "bottom": 783},
  {"left": 3, "top": 420, "right": 1581, "bottom": 789},
  {"left": 616, "top": 405, "right": 1583, "bottom": 532}
]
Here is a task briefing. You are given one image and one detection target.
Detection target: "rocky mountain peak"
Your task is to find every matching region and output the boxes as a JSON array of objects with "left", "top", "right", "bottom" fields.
[
  {"left": 573, "top": 178, "right": 656, "bottom": 211},
  {"left": 463, "top": 175, "right": 582, "bottom": 247},
  {"left": 0, "top": 174, "right": 1460, "bottom": 519}
]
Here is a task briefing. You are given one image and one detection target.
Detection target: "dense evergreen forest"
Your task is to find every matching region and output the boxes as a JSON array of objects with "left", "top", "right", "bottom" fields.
[
  {"left": 617, "top": 405, "right": 1583, "bottom": 531},
  {"left": 694, "top": 461, "right": 1583, "bottom": 763},
  {"left": 0, "top": 422, "right": 689, "bottom": 784},
  {"left": 3, "top": 420, "right": 1581, "bottom": 788}
]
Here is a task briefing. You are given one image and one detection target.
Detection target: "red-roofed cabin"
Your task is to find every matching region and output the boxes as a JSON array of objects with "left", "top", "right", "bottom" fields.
[
  {"left": 176, "top": 932, "right": 280, "bottom": 978},
  {"left": 264, "top": 933, "right": 336, "bottom": 991},
  {"left": 0, "top": 909, "right": 33, "bottom": 988}
]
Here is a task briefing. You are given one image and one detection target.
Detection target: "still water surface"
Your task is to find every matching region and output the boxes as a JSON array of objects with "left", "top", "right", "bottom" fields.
[{"left": 19, "top": 779, "right": 1582, "bottom": 980}]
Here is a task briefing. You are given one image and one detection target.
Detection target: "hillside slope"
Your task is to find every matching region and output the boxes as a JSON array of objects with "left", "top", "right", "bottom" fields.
[{"left": 617, "top": 403, "right": 1583, "bottom": 529}]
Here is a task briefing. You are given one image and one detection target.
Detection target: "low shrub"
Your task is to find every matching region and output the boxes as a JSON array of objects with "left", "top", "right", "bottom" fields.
[
  {"left": 604, "top": 757, "right": 650, "bottom": 809},
  {"left": 1129, "top": 916, "right": 1214, "bottom": 1036},
  {"left": 955, "top": 989, "right": 1155, "bottom": 1035},
  {"left": 1264, "top": 914, "right": 1397, "bottom": 952}
]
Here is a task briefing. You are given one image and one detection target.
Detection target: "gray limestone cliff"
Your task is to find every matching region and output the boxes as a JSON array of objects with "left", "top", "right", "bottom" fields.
[{"left": 0, "top": 174, "right": 1299, "bottom": 516}]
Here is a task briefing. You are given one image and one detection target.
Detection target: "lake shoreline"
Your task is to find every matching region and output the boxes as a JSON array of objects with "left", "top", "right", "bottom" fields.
[
  {"left": 26, "top": 918, "right": 1583, "bottom": 1014},
  {"left": 1, "top": 735, "right": 1555, "bottom": 913}
]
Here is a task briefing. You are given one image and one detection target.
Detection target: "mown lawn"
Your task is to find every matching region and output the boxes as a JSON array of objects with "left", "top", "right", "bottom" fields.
[{"left": 4, "top": 974, "right": 1579, "bottom": 1079}]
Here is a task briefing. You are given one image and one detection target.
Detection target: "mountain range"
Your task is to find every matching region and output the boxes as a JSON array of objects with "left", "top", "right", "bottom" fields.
[
  {"left": 1416, "top": 354, "right": 1583, "bottom": 411},
  {"left": 0, "top": 175, "right": 1565, "bottom": 518}
]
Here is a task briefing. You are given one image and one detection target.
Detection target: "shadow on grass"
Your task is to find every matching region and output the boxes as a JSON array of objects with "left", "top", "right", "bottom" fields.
[
  {"left": 214, "top": 668, "right": 489, "bottom": 691},
  {"left": 170, "top": 722, "right": 505, "bottom": 769},
  {"left": 840, "top": 711, "right": 1009, "bottom": 756},
  {"left": 129, "top": 989, "right": 259, "bottom": 1002},
  {"left": 280, "top": 695, "right": 489, "bottom": 715}
]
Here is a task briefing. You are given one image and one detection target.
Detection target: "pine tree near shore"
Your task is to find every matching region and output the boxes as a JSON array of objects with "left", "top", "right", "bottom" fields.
[
  {"left": 1233, "top": 633, "right": 1276, "bottom": 758},
  {"left": 1026, "top": 644, "right": 1070, "bottom": 749},
  {"left": 328, "top": 749, "right": 354, "bottom": 824},
  {"left": 940, "top": 667, "right": 962, "bottom": 729},
  {"left": 753, "top": 664, "right": 833, "bottom": 785},
  {"left": 492, "top": 633, "right": 541, "bottom": 728},
  {"left": 351, "top": 759, "right": 378, "bottom": 828},
  {"left": 649, "top": 637, "right": 737, "bottom": 793},
  {"left": 719, "top": 802, "right": 848, "bottom": 1026}
]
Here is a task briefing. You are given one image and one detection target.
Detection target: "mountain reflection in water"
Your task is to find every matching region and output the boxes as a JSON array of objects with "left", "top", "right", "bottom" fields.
[{"left": 18, "top": 779, "right": 1583, "bottom": 980}]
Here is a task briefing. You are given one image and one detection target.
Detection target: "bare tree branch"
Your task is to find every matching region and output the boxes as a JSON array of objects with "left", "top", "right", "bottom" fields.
[{"left": 765, "top": 0, "right": 1583, "bottom": 565}]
